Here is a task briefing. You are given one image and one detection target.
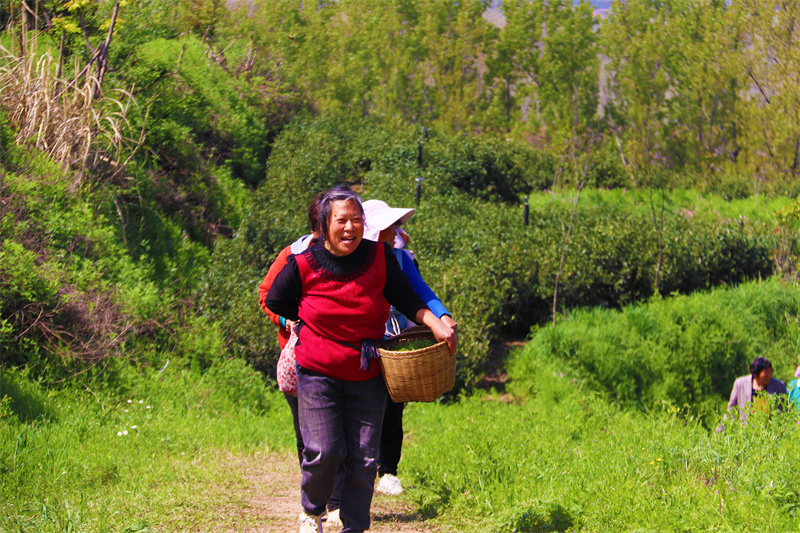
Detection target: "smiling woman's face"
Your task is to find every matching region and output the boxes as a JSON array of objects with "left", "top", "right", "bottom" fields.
[{"left": 324, "top": 199, "right": 364, "bottom": 256}]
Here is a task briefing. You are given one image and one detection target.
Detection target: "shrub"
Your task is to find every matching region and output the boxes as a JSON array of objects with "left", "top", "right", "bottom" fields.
[
  {"left": 405, "top": 193, "right": 774, "bottom": 386},
  {"left": 202, "top": 114, "right": 780, "bottom": 388},
  {"left": 0, "top": 156, "right": 213, "bottom": 381},
  {"left": 421, "top": 135, "right": 542, "bottom": 201},
  {"left": 123, "top": 36, "right": 301, "bottom": 189},
  {"left": 509, "top": 278, "right": 800, "bottom": 423}
]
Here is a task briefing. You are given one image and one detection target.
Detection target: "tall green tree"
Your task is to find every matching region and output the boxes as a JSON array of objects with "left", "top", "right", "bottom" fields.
[
  {"left": 414, "top": 0, "right": 495, "bottom": 132},
  {"left": 539, "top": 0, "right": 599, "bottom": 141},
  {"left": 736, "top": 0, "right": 800, "bottom": 178},
  {"left": 668, "top": 1, "right": 742, "bottom": 173},
  {"left": 485, "top": 0, "right": 544, "bottom": 137},
  {"left": 601, "top": 0, "right": 692, "bottom": 179}
]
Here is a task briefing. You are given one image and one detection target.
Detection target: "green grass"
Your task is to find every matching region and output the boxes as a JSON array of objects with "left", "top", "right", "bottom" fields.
[
  {"left": 401, "top": 363, "right": 800, "bottom": 532},
  {"left": 529, "top": 187, "right": 795, "bottom": 229},
  {"left": 0, "top": 359, "right": 294, "bottom": 533}
]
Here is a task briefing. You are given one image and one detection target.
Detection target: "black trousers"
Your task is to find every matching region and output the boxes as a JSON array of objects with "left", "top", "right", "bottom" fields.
[
  {"left": 377, "top": 398, "right": 405, "bottom": 476},
  {"left": 285, "top": 392, "right": 304, "bottom": 465},
  {"left": 285, "top": 391, "right": 343, "bottom": 511}
]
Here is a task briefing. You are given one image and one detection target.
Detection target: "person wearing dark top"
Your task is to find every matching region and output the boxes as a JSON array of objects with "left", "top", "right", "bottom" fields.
[{"left": 266, "top": 185, "right": 457, "bottom": 533}]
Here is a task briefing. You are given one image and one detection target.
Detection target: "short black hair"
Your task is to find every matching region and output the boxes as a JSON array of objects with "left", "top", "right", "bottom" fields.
[
  {"left": 316, "top": 185, "right": 363, "bottom": 242},
  {"left": 750, "top": 356, "right": 772, "bottom": 376}
]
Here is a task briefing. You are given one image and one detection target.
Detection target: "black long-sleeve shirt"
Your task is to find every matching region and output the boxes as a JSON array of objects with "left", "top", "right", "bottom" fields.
[
  {"left": 266, "top": 239, "right": 428, "bottom": 380},
  {"left": 266, "top": 240, "right": 427, "bottom": 323}
]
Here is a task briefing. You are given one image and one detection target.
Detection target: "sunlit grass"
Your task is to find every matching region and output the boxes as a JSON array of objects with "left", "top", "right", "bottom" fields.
[
  {"left": 0, "top": 39, "right": 144, "bottom": 187},
  {"left": 0, "top": 360, "right": 294, "bottom": 533},
  {"left": 402, "top": 367, "right": 800, "bottom": 532},
  {"left": 527, "top": 187, "right": 794, "bottom": 229}
]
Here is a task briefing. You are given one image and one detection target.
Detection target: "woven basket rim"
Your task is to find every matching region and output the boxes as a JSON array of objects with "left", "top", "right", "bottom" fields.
[{"left": 379, "top": 330, "right": 446, "bottom": 357}]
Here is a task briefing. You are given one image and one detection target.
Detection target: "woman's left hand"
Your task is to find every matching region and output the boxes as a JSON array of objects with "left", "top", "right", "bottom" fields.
[
  {"left": 441, "top": 314, "right": 457, "bottom": 335},
  {"left": 417, "top": 310, "right": 457, "bottom": 355}
]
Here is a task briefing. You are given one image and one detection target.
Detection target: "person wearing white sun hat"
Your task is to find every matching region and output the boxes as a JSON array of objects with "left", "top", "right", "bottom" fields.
[
  {"left": 362, "top": 200, "right": 416, "bottom": 242},
  {"left": 362, "top": 199, "right": 458, "bottom": 496}
]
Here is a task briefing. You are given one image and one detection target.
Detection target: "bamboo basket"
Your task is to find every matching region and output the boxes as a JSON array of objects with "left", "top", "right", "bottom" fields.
[{"left": 379, "top": 327, "right": 455, "bottom": 403}]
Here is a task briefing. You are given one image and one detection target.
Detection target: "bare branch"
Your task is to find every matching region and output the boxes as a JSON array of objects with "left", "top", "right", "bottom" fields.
[
  {"left": 96, "top": 0, "right": 121, "bottom": 95},
  {"left": 77, "top": 9, "right": 96, "bottom": 55},
  {"left": 552, "top": 130, "right": 598, "bottom": 325},
  {"left": 747, "top": 68, "right": 771, "bottom": 105}
]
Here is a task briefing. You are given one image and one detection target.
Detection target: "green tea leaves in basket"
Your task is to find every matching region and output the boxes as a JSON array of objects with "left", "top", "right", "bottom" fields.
[
  {"left": 384, "top": 339, "right": 436, "bottom": 352},
  {"left": 379, "top": 330, "right": 455, "bottom": 402}
]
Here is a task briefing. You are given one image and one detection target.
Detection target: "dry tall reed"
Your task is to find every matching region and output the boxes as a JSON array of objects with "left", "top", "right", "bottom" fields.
[{"left": 0, "top": 43, "right": 145, "bottom": 189}]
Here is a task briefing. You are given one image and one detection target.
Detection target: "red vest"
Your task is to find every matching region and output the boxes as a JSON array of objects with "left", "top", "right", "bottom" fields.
[{"left": 294, "top": 242, "right": 389, "bottom": 381}]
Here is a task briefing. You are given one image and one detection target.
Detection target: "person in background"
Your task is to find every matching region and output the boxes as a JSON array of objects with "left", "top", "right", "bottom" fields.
[
  {"left": 725, "top": 356, "right": 788, "bottom": 423},
  {"left": 266, "top": 185, "right": 457, "bottom": 533},
  {"left": 362, "top": 199, "right": 458, "bottom": 496},
  {"left": 257, "top": 193, "right": 344, "bottom": 527},
  {"left": 786, "top": 365, "right": 800, "bottom": 413},
  {"left": 258, "top": 194, "right": 320, "bottom": 359}
]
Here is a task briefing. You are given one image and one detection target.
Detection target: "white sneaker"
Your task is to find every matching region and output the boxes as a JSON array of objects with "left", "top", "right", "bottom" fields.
[
  {"left": 376, "top": 473, "right": 403, "bottom": 495},
  {"left": 299, "top": 513, "right": 323, "bottom": 533},
  {"left": 325, "top": 508, "right": 342, "bottom": 527}
]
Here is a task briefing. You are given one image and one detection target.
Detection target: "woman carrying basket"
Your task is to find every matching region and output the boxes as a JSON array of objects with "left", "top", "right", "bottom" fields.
[
  {"left": 362, "top": 199, "right": 457, "bottom": 496},
  {"left": 266, "top": 185, "right": 456, "bottom": 533}
]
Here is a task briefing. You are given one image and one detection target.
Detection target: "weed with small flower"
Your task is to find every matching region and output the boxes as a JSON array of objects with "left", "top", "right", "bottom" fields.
[{"left": 0, "top": 357, "right": 293, "bottom": 533}]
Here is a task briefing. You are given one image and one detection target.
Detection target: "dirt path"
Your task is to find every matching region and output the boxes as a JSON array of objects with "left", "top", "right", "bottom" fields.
[
  {"left": 213, "top": 342, "right": 525, "bottom": 533},
  {"left": 227, "top": 452, "right": 442, "bottom": 533}
]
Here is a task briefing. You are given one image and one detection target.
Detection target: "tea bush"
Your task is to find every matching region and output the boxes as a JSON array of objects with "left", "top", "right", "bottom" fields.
[
  {"left": 202, "top": 113, "right": 778, "bottom": 387},
  {"left": 510, "top": 278, "right": 800, "bottom": 422},
  {"left": 406, "top": 194, "right": 773, "bottom": 386}
]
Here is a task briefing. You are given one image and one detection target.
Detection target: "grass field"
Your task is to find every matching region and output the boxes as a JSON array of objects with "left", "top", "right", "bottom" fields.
[
  {"left": 0, "top": 359, "right": 293, "bottom": 533},
  {"left": 4, "top": 281, "right": 800, "bottom": 532}
]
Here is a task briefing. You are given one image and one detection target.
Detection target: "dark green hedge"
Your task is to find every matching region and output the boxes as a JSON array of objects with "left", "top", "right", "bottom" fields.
[{"left": 201, "top": 114, "right": 775, "bottom": 388}]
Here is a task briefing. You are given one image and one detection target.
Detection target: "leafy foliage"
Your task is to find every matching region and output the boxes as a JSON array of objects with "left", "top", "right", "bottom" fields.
[
  {"left": 202, "top": 113, "right": 776, "bottom": 387},
  {"left": 511, "top": 279, "right": 800, "bottom": 422}
]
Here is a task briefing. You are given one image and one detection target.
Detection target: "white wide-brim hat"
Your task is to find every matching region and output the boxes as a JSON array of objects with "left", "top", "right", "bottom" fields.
[{"left": 363, "top": 199, "right": 415, "bottom": 242}]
